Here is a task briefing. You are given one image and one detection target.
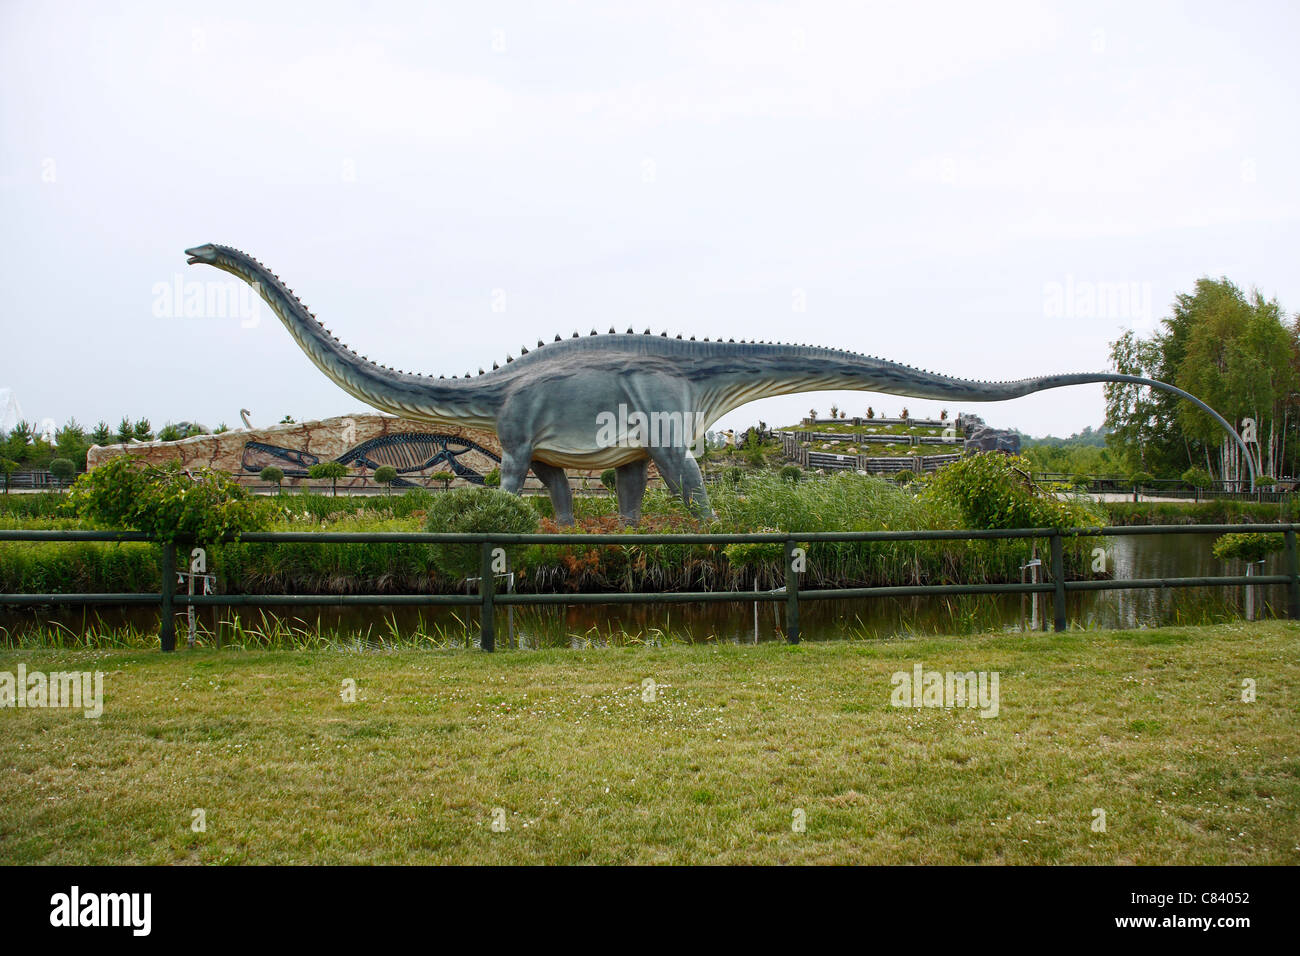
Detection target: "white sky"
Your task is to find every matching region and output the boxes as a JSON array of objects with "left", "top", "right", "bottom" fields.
[{"left": 2, "top": 0, "right": 1297, "bottom": 439}]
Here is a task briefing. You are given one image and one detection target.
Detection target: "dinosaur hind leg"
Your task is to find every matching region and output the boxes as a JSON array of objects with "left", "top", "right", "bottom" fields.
[
  {"left": 648, "top": 446, "right": 712, "bottom": 519},
  {"left": 614, "top": 460, "right": 650, "bottom": 525},
  {"left": 530, "top": 460, "right": 574, "bottom": 526}
]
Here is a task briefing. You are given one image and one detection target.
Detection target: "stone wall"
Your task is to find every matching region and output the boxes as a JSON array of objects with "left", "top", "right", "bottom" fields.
[{"left": 86, "top": 414, "right": 515, "bottom": 491}]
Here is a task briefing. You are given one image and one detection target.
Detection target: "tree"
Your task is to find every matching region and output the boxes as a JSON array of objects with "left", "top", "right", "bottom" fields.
[
  {"left": 482, "top": 468, "right": 501, "bottom": 487},
  {"left": 0, "top": 458, "right": 16, "bottom": 493},
  {"left": 3, "top": 421, "right": 34, "bottom": 464},
  {"left": 89, "top": 421, "right": 112, "bottom": 445},
  {"left": 132, "top": 418, "right": 153, "bottom": 441},
  {"left": 1106, "top": 279, "right": 1299, "bottom": 482},
  {"left": 373, "top": 465, "right": 398, "bottom": 494},
  {"left": 308, "top": 461, "right": 349, "bottom": 496},
  {"left": 431, "top": 471, "right": 454, "bottom": 491},
  {"left": 259, "top": 466, "right": 285, "bottom": 492},
  {"left": 600, "top": 468, "right": 617, "bottom": 491},
  {"left": 115, "top": 417, "right": 134, "bottom": 444}
]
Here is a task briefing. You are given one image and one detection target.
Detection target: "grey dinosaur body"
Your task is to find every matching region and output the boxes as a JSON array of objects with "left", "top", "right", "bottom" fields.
[{"left": 185, "top": 243, "right": 1256, "bottom": 522}]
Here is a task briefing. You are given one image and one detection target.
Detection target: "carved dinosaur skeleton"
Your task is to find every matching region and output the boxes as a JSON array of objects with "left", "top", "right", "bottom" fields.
[{"left": 185, "top": 243, "right": 1256, "bottom": 523}]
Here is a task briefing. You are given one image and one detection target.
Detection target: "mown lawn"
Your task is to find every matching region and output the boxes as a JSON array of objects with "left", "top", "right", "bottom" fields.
[{"left": 1, "top": 622, "right": 1297, "bottom": 864}]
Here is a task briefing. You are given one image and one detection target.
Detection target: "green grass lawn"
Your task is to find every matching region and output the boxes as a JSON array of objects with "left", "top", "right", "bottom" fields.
[{"left": 2, "top": 621, "right": 1297, "bottom": 864}]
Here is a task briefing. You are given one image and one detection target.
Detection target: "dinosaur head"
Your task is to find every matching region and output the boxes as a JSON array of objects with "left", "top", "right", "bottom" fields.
[{"left": 184, "top": 243, "right": 220, "bottom": 265}]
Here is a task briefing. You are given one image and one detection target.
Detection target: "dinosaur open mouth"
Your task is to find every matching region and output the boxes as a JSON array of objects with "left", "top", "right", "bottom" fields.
[{"left": 184, "top": 246, "right": 207, "bottom": 265}]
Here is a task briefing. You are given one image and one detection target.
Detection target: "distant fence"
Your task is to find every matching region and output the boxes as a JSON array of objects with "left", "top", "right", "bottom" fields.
[
  {"left": 781, "top": 431, "right": 962, "bottom": 474},
  {"left": 2, "top": 524, "right": 1296, "bottom": 652}
]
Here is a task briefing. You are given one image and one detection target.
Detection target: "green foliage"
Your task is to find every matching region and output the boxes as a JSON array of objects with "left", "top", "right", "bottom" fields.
[
  {"left": 1129, "top": 471, "right": 1153, "bottom": 487},
  {"left": 89, "top": 422, "right": 112, "bottom": 445},
  {"left": 424, "top": 487, "right": 539, "bottom": 578},
  {"left": 308, "top": 461, "right": 349, "bottom": 496},
  {"left": 922, "top": 453, "right": 1100, "bottom": 531},
  {"left": 373, "top": 465, "right": 398, "bottom": 493},
  {"left": 157, "top": 423, "right": 183, "bottom": 442},
  {"left": 779, "top": 465, "right": 802, "bottom": 483},
  {"left": 0, "top": 458, "right": 17, "bottom": 493},
  {"left": 259, "top": 466, "right": 285, "bottom": 490},
  {"left": 48, "top": 458, "right": 76, "bottom": 482},
  {"left": 1182, "top": 467, "right": 1214, "bottom": 489},
  {"left": 600, "top": 468, "right": 617, "bottom": 491},
  {"left": 894, "top": 469, "right": 916, "bottom": 485},
  {"left": 115, "top": 417, "right": 134, "bottom": 444},
  {"left": 66, "top": 457, "right": 269, "bottom": 542},
  {"left": 724, "top": 466, "right": 743, "bottom": 485},
  {"left": 1255, "top": 475, "right": 1275, "bottom": 487},
  {"left": 1212, "top": 532, "right": 1284, "bottom": 563},
  {"left": 1106, "top": 278, "right": 1298, "bottom": 481},
  {"left": 482, "top": 468, "right": 501, "bottom": 488},
  {"left": 132, "top": 418, "right": 153, "bottom": 442}
]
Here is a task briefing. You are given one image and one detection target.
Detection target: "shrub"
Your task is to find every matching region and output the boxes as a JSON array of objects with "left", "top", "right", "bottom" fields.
[
  {"left": 923, "top": 452, "right": 1100, "bottom": 531},
  {"left": 259, "top": 466, "right": 285, "bottom": 491},
  {"left": 600, "top": 468, "right": 617, "bottom": 491},
  {"left": 482, "top": 468, "right": 501, "bottom": 488},
  {"left": 1129, "top": 471, "right": 1153, "bottom": 487},
  {"left": 373, "top": 465, "right": 398, "bottom": 493},
  {"left": 1212, "top": 532, "right": 1284, "bottom": 563},
  {"left": 308, "top": 461, "right": 349, "bottom": 496},
  {"left": 424, "top": 487, "right": 539, "bottom": 578},
  {"left": 1255, "top": 475, "right": 1276, "bottom": 487},
  {"left": 1182, "top": 467, "right": 1213, "bottom": 489},
  {"left": 894, "top": 469, "right": 916, "bottom": 485},
  {"left": 725, "top": 466, "right": 743, "bottom": 486},
  {"left": 48, "top": 458, "right": 76, "bottom": 483},
  {"left": 779, "top": 465, "right": 802, "bottom": 483},
  {"left": 66, "top": 457, "right": 269, "bottom": 542}
]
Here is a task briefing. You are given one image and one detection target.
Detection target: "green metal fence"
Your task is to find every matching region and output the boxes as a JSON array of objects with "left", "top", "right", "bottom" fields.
[{"left": 1, "top": 524, "right": 1297, "bottom": 651}]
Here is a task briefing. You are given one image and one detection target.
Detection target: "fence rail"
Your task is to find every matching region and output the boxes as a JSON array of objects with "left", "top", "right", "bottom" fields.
[{"left": 2, "top": 524, "right": 1297, "bottom": 652}]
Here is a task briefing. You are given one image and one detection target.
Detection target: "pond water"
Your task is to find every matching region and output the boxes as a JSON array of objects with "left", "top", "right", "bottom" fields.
[{"left": 1, "top": 533, "right": 1287, "bottom": 647}]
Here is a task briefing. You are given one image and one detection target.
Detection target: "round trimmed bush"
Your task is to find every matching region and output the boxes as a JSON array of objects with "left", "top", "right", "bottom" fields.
[
  {"left": 424, "top": 486, "right": 539, "bottom": 579},
  {"left": 779, "top": 465, "right": 802, "bottom": 484}
]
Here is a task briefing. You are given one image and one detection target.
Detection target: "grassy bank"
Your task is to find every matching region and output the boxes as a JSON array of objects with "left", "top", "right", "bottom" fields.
[
  {"left": 1102, "top": 499, "right": 1288, "bottom": 525},
  {"left": 0, "top": 621, "right": 1295, "bottom": 864}
]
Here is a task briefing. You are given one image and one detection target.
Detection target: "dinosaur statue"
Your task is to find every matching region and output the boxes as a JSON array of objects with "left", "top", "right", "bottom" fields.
[{"left": 184, "top": 243, "right": 1256, "bottom": 523}]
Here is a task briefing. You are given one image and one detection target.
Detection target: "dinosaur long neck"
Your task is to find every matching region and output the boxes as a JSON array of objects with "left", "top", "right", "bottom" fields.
[{"left": 205, "top": 246, "right": 502, "bottom": 428}]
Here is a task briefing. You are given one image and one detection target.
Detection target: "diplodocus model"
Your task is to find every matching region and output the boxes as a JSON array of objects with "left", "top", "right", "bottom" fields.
[{"left": 185, "top": 243, "right": 1254, "bottom": 523}]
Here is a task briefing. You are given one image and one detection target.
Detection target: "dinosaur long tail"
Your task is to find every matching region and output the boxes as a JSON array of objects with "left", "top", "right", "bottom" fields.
[
  {"left": 184, "top": 243, "right": 502, "bottom": 427},
  {"left": 696, "top": 344, "right": 1256, "bottom": 484}
]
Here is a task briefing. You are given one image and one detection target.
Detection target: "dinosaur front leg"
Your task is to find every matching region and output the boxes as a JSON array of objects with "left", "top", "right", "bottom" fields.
[
  {"left": 530, "top": 460, "right": 574, "bottom": 526},
  {"left": 498, "top": 448, "right": 532, "bottom": 495},
  {"left": 614, "top": 460, "right": 650, "bottom": 525},
  {"left": 648, "top": 446, "right": 713, "bottom": 519}
]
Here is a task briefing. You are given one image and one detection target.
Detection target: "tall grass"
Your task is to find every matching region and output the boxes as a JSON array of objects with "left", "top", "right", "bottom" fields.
[{"left": 0, "top": 472, "right": 1102, "bottom": 596}]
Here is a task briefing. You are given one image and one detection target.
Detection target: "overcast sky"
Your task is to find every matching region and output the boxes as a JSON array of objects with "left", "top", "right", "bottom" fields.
[{"left": 2, "top": 0, "right": 1297, "bottom": 440}]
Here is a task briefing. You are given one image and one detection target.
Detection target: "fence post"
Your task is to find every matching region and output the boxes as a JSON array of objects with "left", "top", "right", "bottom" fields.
[
  {"left": 784, "top": 538, "right": 800, "bottom": 644},
  {"left": 479, "top": 541, "right": 495, "bottom": 652},
  {"left": 159, "top": 541, "right": 176, "bottom": 652},
  {"left": 1050, "top": 532, "right": 1067, "bottom": 633},
  {"left": 1285, "top": 529, "right": 1299, "bottom": 621}
]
